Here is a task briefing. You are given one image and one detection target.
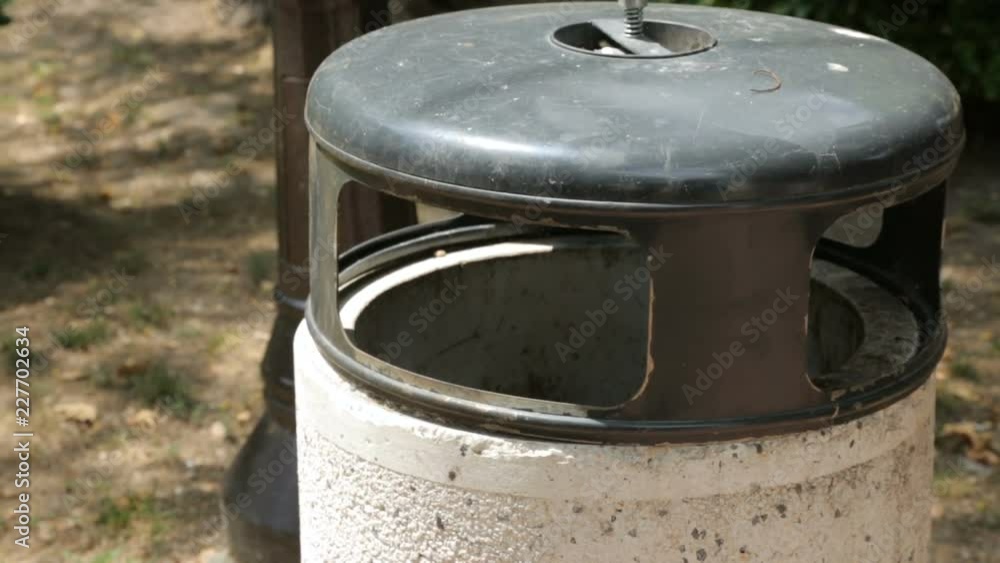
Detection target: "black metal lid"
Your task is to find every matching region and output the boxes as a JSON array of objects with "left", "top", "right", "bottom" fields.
[
  {"left": 306, "top": 2, "right": 963, "bottom": 208},
  {"left": 304, "top": 3, "right": 961, "bottom": 440}
]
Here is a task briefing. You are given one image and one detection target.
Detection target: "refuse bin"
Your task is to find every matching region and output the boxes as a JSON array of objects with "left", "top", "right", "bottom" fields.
[{"left": 296, "top": 3, "right": 964, "bottom": 561}]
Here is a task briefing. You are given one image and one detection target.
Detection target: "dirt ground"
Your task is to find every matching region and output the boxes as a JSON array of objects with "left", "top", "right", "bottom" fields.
[{"left": 0, "top": 0, "right": 997, "bottom": 561}]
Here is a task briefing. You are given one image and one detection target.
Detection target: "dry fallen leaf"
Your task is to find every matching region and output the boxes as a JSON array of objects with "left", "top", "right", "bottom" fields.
[
  {"left": 117, "top": 357, "right": 150, "bottom": 379},
  {"left": 55, "top": 402, "right": 98, "bottom": 424},
  {"left": 193, "top": 481, "right": 218, "bottom": 494},
  {"left": 56, "top": 368, "right": 89, "bottom": 382},
  {"left": 197, "top": 547, "right": 230, "bottom": 563},
  {"left": 939, "top": 422, "right": 999, "bottom": 467},
  {"left": 127, "top": 409, "right": 158, "bottom": 429}
]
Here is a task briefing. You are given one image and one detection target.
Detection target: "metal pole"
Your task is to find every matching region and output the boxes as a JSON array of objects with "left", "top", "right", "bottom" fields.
[{"left": 223, "top": 1, "right": 414, "bottom": 560}]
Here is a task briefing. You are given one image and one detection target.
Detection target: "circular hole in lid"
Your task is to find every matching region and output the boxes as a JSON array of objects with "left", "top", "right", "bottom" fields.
[{"left": 552, "top": 20, "right": 717, "bottom": 59}]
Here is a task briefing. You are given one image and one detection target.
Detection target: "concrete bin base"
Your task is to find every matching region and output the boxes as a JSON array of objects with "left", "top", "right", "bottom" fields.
[{"left": 295, "top": 323, "right": 934, "bottom": 562}]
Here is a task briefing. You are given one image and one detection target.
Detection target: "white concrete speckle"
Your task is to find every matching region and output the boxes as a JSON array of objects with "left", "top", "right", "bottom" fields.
[{"left": 296, "top": 324, "right": 934, "bottom": 562}]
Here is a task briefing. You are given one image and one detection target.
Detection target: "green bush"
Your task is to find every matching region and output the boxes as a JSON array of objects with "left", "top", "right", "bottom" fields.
[{"left": 671, "top": 0, "right": 1000, "bottom": 102}]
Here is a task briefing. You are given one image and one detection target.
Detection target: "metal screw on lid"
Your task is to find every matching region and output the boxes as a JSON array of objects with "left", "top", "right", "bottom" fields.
[{"left": 619, "top": 0, "right": 647, "bottom": 37}]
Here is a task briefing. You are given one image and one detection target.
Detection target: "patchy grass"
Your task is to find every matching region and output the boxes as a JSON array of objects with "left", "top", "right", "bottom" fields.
[
  {"left": 934, "top": 465, "right": 979, "bottom": 499},
  {"left": 946, "top": 215, "right": 973, "bottom": 235},
  {"left": 205, "top": 332, "right": 230, "bottom": 355},
  {"left": 977, "top": 500, "right": 1000, "bottom": 530},
  {"left": 87, "top": 364, "right": 116, "bottom": 389},
  {"left": 31, "top": 60, "right": 65, "bottom": 80},
  {"left": 89, "top": 549, "right": 121, "bottom": 563},
  {"left": 935, "top": 386, "right": 976, "bottom": 424},
  {"left": 96, "top": 495, "right": 156, "bottom": 531},
  {"left": 20, "top": 260, "right": 52, "bottom": 281},
  {"left": 94, "top": 493, "right": 175, "bottom": 552},
  {"left": 1, "top": 336, "right": 17, "bottom": 375},
  {"left": 964, "top": 195, "right": 1000, "bottom": 224},
  {"left": 78, "top": 279, "right": 124, "bottom": 314},
  {"left": 64, "top": 476, "right": 113, "bottom": 509},
  {"left": 950, "top": 357, "right": 982, "bottom": 382},
  {"left": 128, "top": 361, "right": 196, "bottom": 418},
  {"left": 53, "top": 320, "right": 111, "bottom": 350},
  {"left": 113, "top": 249, "right": 150, "bottom": 277},
  {"left": 30, "top": 82, "right": 63, "bottom": 133},
  {"left": 934, "top": 475, "right": 979, "bottom": 499},
  {"left": 127, "top": 302, "right": 172, "bottom": 329},
  {"left": 109, "top": 40, "right": 156, "bottom": 71},
  {"left": 174, "top": 324, "right": 202, "bottom": 341}
]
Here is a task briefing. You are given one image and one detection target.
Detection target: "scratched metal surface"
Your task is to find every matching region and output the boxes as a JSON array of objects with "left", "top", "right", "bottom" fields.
[{"left": 305, "top": 2, "right": 963, "bottom": 206}]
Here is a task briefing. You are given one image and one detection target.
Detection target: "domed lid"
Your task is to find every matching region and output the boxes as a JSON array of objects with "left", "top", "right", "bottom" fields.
[{"left": 306, "top": 2, "right": 963, "bottom": 209}]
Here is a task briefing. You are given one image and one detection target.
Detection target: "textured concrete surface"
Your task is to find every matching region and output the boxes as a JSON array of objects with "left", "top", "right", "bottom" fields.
[{"left": 295, "top": 324, "right": 935, "bottom": 563}]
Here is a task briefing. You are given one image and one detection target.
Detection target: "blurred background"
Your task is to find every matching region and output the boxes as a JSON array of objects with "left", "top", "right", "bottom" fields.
[{"left": 0, "top": 0, "right": 997, "bottom": 561}]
